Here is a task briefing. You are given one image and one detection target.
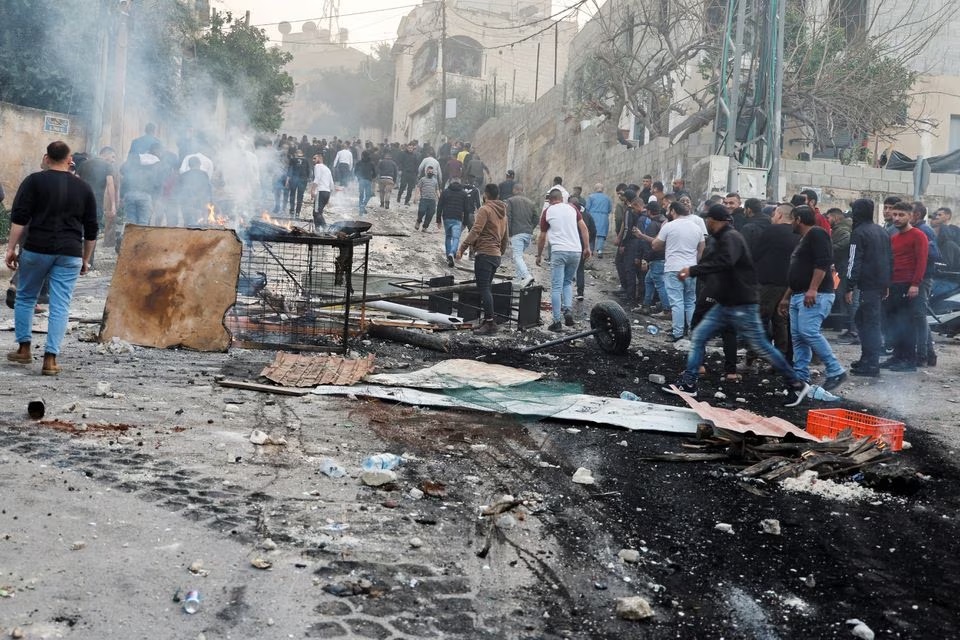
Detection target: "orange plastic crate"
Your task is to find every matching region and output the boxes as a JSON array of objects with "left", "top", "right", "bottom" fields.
[{"left": 806, "top": 409, "right": 904, "bottom": 451}]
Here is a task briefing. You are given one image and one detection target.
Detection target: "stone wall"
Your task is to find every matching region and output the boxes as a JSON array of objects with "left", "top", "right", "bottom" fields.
[
  {"left": 781, "top": 158, "right": 960, "bottom": 210},
  {"left": 473, "top": 86, "right": 716, "bottom": 198},
  {"left": 0, "top": 102, "right": 88, "bottom": 202}
]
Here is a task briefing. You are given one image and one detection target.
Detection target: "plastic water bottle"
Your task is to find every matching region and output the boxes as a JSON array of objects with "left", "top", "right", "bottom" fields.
[
  {"left": 646, "top": 325, "right": 659, "bottom": 336},
  {"left": 620, "top": 391, "right": 641, "bottom": 402},
  {"left": 361, "top": 453, "right": 402, "bottom": 471},
  {"left": 811, "top": 385, "right": 841, "bottom": 402},
  {"left": 183, "top": 590, "right": 201, "bottom": 614}
]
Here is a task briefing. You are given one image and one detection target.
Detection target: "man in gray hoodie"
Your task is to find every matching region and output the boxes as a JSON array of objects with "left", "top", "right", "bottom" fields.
[{"left": 505, "top": 183, "right": 540, "bottom": 288}]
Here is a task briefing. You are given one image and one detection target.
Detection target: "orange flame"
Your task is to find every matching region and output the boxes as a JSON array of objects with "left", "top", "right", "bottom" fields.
[{"left": 206, "top": 203, "right": 228, "bottom": 227}]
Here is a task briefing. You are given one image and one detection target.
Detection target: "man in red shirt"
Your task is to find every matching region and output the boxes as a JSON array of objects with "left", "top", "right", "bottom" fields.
[
  {"left": 881, "top": 201, "right": 928, "bottom": 372},
  {"left": 800, "top": 189, "right": 833, "bottom": 235}
]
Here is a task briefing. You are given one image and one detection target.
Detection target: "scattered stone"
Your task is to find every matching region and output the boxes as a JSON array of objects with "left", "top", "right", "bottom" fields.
[
  {"left": 362, "top": 469, "right": 398, "bottom": 487},
  {"left": 249, "top": 430, "right": 286, "bottom": 446},
  {"left": 714, "top": 523, "right": 734, "bottom": 534},
  {"left": 618, "top": 440, "right": 628, "bottom": 447},
  {"left": 258, "top": 538, "right": 278, "bottom": 551},
  {"left": 464, "top": 475, "right": 481, "bottom": 484},
  {"left": 761, "top": 519, "right": 781, "bottom": 535},
  {"left": 496, "top": 514, "right": 517, "bottom": 529},
  {"left": 735, "top": 397, "right": 747, "bottom": 403},
  {"left": 615, "top": 596, "right": 655, "bottom": 621},
  {"left": 188, "top": 560, "right": 209, "bottom": 576},
  {"left": 95, "top": 381, "right": 112, "bottom": 397},
  {"left": 469, "top": 444, "right": 488, "bottom": 452},
  {"left": 11, "top": 628, "right": 24, "bottom": 639},
  {"left": 71, "top": 541, "right": 86, "bottom": 551},
  {"left": 224, "top": 404, "right": 242, "bottom": 414},
  {"left": 901, "top": 441, "right": 912, "bottom": 450},
  {"left": 802, "top": 574, "right": 816, "bottom": 588},
  {"left": 594, "top": 582, "right": 608, "bottom": 590},
  {"left": 408, "top": 488, "right": 424, "bottom": 500},
  {"left": 846, "top": 618, "right": 875, "bottom": 640},
  {"left": 647, "top": 373, "right": 666, "bottom": 385},
  {"left": 618, "top": 549, "right": 641, "bottom": 564},
  {"left": 571, "top": 467, "right": 596, "bottom": 485},
  {"left": 421, "top": 480, "right": 446, "bottom": 497},
  {"left": 714, "top": 391, "right": 727, "bottom": 400},
  {"left": 409, "top": 537, "right": 424, "bottom": 549},
  {"left": 381, "top": 500, "right": 399, "bottom": 509},
  {"left": 318, "top": 458, "right": 347, "bottom": 478},
  {"left": 565, "top": 427, "right": 581, "bottom": 434},
  {"left": 250, "top": 557, "right": 273, "bottom": 570}
]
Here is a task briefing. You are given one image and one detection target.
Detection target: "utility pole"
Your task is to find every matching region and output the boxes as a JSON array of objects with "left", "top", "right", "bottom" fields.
[
  {"left": 534, "top": 42, "right": 541, "bottom": 100},
  {"left": 438, "top": 0, "right": 447, "bottom": 141},
  {"left": 493, "top": 71, "right": 497, "bottom": 116},
  {"left": 553, "top": 21, "right": 558, "bottom": 87}
]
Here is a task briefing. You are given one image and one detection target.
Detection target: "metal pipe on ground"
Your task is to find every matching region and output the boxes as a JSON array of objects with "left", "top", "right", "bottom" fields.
[{"left": 365, "top": 301, "right": 463, "bottom": 327}]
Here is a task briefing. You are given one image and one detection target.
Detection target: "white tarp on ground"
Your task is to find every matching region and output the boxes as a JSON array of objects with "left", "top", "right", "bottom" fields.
[
  {"left": 364, "top": 359, "right": 543, "bottom": 389},
  {"left": 312, "top": 384, "right": 702, "bottom": 434}
]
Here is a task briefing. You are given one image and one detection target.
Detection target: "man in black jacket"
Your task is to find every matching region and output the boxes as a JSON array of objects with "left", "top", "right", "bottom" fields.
[
  {"left": 662, "top": 205, "right": 811, "bottom": 407},
  {"left": 846, "top": 199, "right": 892, "bottom": 376},
  {"left": 750, "top": 203, "right": 799, "bottom": 358},
  {"left": 395, "top": 143, "right": 420, "bottom": 206},
  {"left": 436, "top": 179, "right": 471, "bottom": 267}
]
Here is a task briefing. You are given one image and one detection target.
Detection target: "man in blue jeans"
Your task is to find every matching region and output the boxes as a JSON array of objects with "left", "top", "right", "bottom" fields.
[
  {"left": 436, "top": 179, "right": 472, "bottom": 267},
  {"left": 536, "top": 189, "right": 591, "bottom": 332},
  {"left": 653, "top": 201, "right": 704, "bottom": 341},
  {"left": 663, "top": 205, "right": 811, "bottom": 407},
  {"left": 6, "top": 141, "right": 97, "bottom": 376},
  {"left": 777, "top": 205, "right": 847, "bottom": 391},
  {"left": 631, "top": 201, "right": 668, "bottom": 313}
]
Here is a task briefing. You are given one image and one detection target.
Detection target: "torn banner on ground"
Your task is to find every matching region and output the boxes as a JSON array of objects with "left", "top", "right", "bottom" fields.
[
  {"left": 261, "top": 352, "right": 376, "bottom": 387},
  {"left": 363, "top": 359, "right": 542, "bottom": 389}
]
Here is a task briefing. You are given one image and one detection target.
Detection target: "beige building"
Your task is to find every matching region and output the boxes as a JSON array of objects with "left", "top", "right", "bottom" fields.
[
  {"left": 275, "top": 21, "right": 369, "bottom": 137},
  {"left": 390, "top": 0, "right": 577, "bottom": 143}
]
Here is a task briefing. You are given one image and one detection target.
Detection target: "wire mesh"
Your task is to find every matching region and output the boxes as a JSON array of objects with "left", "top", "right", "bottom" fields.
[{"left": 227, "top": 230, "right": 370, "bottom": 352}]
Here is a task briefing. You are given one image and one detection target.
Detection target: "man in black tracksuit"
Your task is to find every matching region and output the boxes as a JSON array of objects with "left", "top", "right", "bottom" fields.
[
  {"left": 661, "top": 205, "right": 812, "bottom": 407},
  {"left": 396, "top": 143, "right": 420, "bottom": 206},
  {"left": 846, "top": 198, "right": 893, "bottom": 376}
]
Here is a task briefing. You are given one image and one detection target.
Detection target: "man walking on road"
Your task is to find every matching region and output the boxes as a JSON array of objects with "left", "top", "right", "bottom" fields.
[
  {"left": 456, "top": 184, "right": 509, "bottom": 335},
  {"left": 537, "top": 188, "right": 591, "bottom": 332},
  {"left": 505, "top": 183, "right": 540, "bottom": 288},
  {"left": 881, "top": 201, "right": 928, "bottom": 372},
  {"left": 6, "top": 141, "right": 97, "bottom": 376},
  {"left": 777, "top": 205, "right": 847, "bottom": 391},
  {"left": 414, "top": 166, "right": 440, "bottom": 231},
  {"left": 662, "top": 205, "right": 812, "bottom": 407}
]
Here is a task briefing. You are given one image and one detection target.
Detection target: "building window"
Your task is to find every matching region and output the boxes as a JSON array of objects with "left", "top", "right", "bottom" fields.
[
  {"left": 410, "top": 40, "right": 439, "bottom": 87},
  {"left": 445, "top": 36, "right": 483, "bottom": 78}
]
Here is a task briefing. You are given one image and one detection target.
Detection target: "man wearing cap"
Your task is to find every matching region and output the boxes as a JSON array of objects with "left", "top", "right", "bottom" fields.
[
  {"left": 661, "top": 204, "right": 812, "bottom": 407},
  {"left": 846, "top": 199, "right": 892, "bottom": 377},
  {"left": 777, "top": 205, "right": 847, "bottom": 391},
  {"left": 414, "top": 165, "right": 441, "bottom": 232},
  {"left": 499, "top": 170, "right": 516, "bottom": 201}
]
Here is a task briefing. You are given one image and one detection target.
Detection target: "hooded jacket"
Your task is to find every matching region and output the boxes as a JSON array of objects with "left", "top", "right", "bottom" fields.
[
  {"left": 847, "top": 199, "right": 892, "bottom": 291},
  {"left": 688, "top": 223, "right": 759, "bottom": 305},
  {"left": 438, "top": 182, "right": 470, "bottom": 222},
  {"left": 461, "top": 199, "right": 509, "bottom": 257}
]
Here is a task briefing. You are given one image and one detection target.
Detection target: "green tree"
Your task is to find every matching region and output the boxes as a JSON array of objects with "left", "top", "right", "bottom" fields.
[
  {"left": 183, "top": 11, "right": 294, "bottom": 132},
  {"left": 308, "top": 43, "right": 395, "bottom": 135}
]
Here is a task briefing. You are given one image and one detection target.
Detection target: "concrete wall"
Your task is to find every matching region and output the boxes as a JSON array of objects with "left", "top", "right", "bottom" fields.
[
  {"left": 0, "top": 102, "right": 88, "bottom": 203},
  {"left": 781, "top": 158, "right": 960, "bottom": 209},
  {"left": 473, "top": 86, "right": 717, "bottom": 198}
]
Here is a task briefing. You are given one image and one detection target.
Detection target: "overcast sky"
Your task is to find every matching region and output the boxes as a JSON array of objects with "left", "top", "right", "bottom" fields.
[{"left": 214, "top": 1, "right": 590, "bottom": 54}]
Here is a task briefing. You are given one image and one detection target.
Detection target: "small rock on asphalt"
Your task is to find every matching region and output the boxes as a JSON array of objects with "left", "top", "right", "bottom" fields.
[
  {"left": 362, "top": 469, "right": 397, "bottom": 487},
  {"left": 11, "top": 628, "right": 24, "bottom": 639},
  {"left": 616, "top": 596, "right": 655, "bottom": 621},
  {"left": 409, "top": 537, "right": 424, "bottom": 548},
  {"left": 408, "top": 487, "right": 424, "bottom": 499},
  {"left": 647, "top": 373, "right": 666, "bottom": 385},
  {"left": 259, "top": 538, "right": 278, "bottom": 551},
  {"left": 714, "top": 523, "right": 735, "bottom": 534},
  {"left": 846, "top": 619, "right": 875, "bottom": 640},
  {"left": 761, "top": 518, "right": 781, "bottom": 535},
  {"left": 71, "top": 541, "right": 86, "bottom": 551},
  {"left": 571, "top": 467, "right": 595, "bottom": 485},
  {"left": 618, "top": 549, "right": 641, "bottom": 563},
  {"left": 250, "top": 557, "right": 273, "bottom": 570}
]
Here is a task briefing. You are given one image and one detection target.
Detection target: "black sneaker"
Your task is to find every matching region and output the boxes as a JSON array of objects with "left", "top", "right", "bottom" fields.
[
  {"left": 548, "top": 321, "right": 563, "bottom": 332},
  {"left": 783, "top": 381, "right": 812, "bottom": 407},
  {"left": 564, "top": 310, "right": 575, "bottom": 327},
  {"left": 822, "top": 372, "right": 847, "bottom": 391},
  {"left": 928, "top": 352, "right": 938, "bottom": 367},
  {"left": 850, "top": 367, "right": 880, "bottom": 377},
  {"left": 661, "top": 378, "right": 697, "bottom": 397},
  {"left": 447, "top": 255, "right": 455, "bottom": 268}
]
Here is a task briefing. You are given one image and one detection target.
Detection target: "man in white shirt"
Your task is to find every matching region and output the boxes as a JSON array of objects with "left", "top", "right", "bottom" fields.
[
  {"left": 312, "top": 154, "right": 334, "bottom": 228},
  {"left": 333, "top": 144, "right": 354, "bottom": 189},
  {"left": 536, "top": 188, "right": 591, "bottom": 332},
  {"left": 653, "top": 201, "right": 705, "bottom": 341}
]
